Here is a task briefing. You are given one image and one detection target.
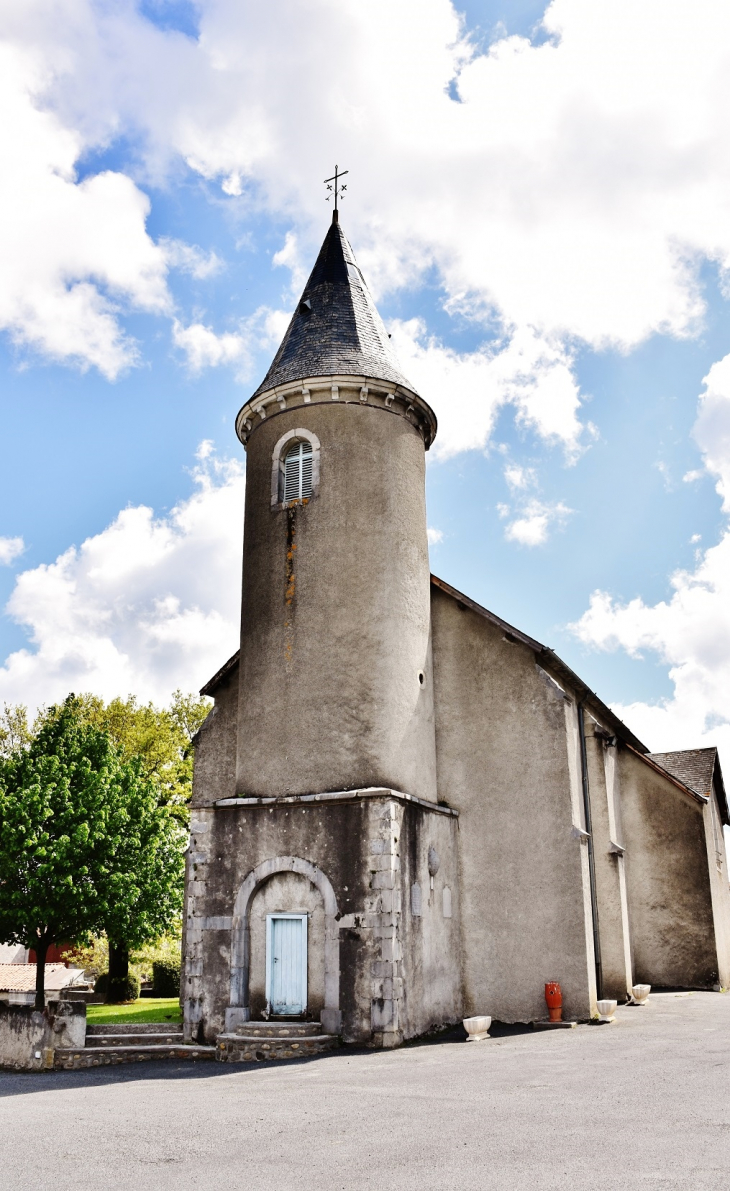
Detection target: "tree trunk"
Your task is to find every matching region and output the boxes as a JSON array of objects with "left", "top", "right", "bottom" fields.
[
  {"left": 107, "top": 939, "right": 130, "bottom": 1002},
  {"left": 34, "top": 936, "right": 49, "bottom": 1012}
]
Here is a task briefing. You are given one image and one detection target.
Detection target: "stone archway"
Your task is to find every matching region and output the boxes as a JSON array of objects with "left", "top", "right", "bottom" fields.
[{"left": 226, "top": 856, "right": 341, "bottom": 1034}]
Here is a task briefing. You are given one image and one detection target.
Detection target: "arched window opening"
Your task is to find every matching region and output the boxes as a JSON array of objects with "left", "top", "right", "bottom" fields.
[{"left": 282, "top": 440, "right": 313, "bottom": 502}]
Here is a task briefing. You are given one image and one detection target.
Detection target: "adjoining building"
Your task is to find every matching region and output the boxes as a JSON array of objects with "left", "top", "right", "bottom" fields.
[{"left": 183, "top": 213, "right": 730, "bottom": 1048}]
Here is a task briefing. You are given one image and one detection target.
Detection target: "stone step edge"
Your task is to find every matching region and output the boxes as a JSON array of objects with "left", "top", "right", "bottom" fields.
[
  {"left": 57, "top": 1044, "right": 215, "bottom": 1055},
  {"left": 87, "top": 1034, "right": 184, "bottom": 1041},
  {"left": 217, "top": 1034, "right": 336, "bottom": 1045},
  {"left": 86, "top": 1023, "right": 182, "bottom": 1033}
]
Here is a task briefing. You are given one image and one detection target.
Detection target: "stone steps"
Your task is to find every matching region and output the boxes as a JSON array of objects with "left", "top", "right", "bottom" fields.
[
  {"left": 216, "top": 1020, "right": 338, "bottom": 1062},
  {"left": 54, "top": 1042, "right": 215, "bottom": 1069},
  {"left": 55, "top": 1019, "right": 214, "bottom": 1068},
  {"left": 233, "top": 1021, "right": 322, "bottom": 1038}
]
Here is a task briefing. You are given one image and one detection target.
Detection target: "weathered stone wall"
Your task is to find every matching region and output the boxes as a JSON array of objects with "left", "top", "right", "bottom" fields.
[
  {"left": 619, "top": 749, "right": 718, "bottom": 988},
  {"left": 430, "top": 584, "right": 595, "bottom": 1023},
  {"left": 183, "top": 792, "right": 461, "bottom": 1046},
  {"left": 235, "top": 401, "right": 436, "bottom": 801},
  {"left": 0, "top": 1000, "right": 86, "bottom": 1070},
  {"left": 248, "top": 871, "right": 326, "bottom": 1019},
  {"left": 184, "top": 798, "right": 372, "bottom": 1044}
]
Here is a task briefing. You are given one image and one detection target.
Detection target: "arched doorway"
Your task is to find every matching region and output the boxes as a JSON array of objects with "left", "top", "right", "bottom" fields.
[{"left": 226, "top": 856, "right": 341, "bottom": 1034}]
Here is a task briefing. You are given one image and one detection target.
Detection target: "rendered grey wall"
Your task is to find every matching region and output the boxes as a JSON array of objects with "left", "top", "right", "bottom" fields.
[
  {"left": 583, "top": 725, "right": 633, "bottom": 1001},
  {"left": 235, "top": 402, "right": 436, "bottom": 800},
  {"left": 619, "top": 750, "right": 718, "bottom": 988},
  {"left": 430, "top": 585, "right": 594, "bottom": 1023},
  {"left": 395, "top": 803, "right": 463, "bottom": 1038},
  {"left": 703, "top": 786, "right": 730, "bottom": 987},
  {"left": 191, "top": 668, "right": 238, "bottom": 806}
]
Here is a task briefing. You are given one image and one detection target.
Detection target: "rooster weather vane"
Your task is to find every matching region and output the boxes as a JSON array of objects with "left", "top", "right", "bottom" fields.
[{"left": 324, "top": 165, "right": 348, "bottom": 212}]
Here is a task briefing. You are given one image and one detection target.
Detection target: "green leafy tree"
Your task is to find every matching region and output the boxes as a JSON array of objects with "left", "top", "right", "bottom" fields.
[
  {"left": 35, "top": 690, "right": 209, "bottom": 998},
  {"left": 0, "top": 695, "right": 186, "bottom": 1009},
  {"left": 0, "top": 703, "right": 31, "bottom": 760}
]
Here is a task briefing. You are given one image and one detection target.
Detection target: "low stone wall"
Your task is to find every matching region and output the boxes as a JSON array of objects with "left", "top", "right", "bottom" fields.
[{"left": 0, "top": 999, "right": 86, "bottom": 1070}]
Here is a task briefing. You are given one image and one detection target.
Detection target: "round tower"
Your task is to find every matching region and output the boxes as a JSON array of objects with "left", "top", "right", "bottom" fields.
[{"left": 234, "top": 214, "right": 438, "bottom": 800}]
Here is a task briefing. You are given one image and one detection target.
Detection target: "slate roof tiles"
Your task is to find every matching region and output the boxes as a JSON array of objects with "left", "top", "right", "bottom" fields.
[{"left": 251, "top": 216, "right": 417, "bottom": 399}]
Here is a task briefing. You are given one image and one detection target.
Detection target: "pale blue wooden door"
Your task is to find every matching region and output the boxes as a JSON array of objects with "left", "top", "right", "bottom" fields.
[{"left": 268, "top": 914, "right": 307, "bottom": 1015}]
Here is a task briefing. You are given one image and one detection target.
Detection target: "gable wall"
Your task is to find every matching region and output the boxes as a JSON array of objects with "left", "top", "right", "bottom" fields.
[
  {"left": 430, "top": 585, "right": 594, "bottom": 1023},
  {"left": 619, "top": 750, "right": 718, "bottom": 988}
]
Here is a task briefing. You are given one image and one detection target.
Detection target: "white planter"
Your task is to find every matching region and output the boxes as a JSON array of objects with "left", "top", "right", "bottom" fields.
[
  {"left": 631, "top": 984, "right": 651, "bottom": 1005},
  {"left": 596, "top": 999, "right": 617, "bottom": 1023},
  {"left": 463, "top": 1016, "right": 491, "bottom": 1041}
]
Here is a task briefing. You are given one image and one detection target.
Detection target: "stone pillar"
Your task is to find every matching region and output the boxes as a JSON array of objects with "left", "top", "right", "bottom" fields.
[
  {"left": 367, "top": 799, "right": 404, "bottom": 1047},
  {"left": 585, "top": 720, "right": 633, "bottom": 1001},
  {"left": 182, "top": 809, "right": 212, "bottom": 1043}
]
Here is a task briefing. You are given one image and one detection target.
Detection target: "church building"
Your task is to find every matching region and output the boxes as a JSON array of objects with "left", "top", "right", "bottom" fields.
[{"left": 183, "top": 212, "right": 730, "bottom": 1053}]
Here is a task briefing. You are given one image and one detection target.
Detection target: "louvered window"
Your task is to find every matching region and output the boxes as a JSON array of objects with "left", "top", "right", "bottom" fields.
[{"left": 282, "top": 440, "right": 313, "bottom": 502}]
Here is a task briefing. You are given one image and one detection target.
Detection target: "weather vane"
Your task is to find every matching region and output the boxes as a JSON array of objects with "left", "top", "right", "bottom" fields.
[{"left": 324, "top": 165, "right": 348, "bottom": 214}]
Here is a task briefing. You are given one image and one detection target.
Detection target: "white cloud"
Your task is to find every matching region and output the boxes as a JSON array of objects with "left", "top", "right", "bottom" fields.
[
  {"left": 0, "top": 537, "right": 24, "bottom": 565},
  {"left": 504, "top": 464, "right": 536, "bottom": 491},
  {"left": 427, "top": 527, "right": 443, "bottom": 545},
  {"left": 0, "top": 449, "right": 244, "bottom": 714},
  {"left": 571, "top": 355, "right": 730, "bottom": 754},
  {"left": 172, "top": 319, "right": 250, "bottom": 373},
  {"left": 172, "top": 306, "right": 289, "bottom": 376},
  {"left": 391, "top": 320, "right": 584, "bottom": 459},
  {"left": 160, "top": 238, "right": 223, "bottom": 280},
  {"left": 4, "top": 0, "right": 730, "bottom": 449},
  {"left": 0, "top": 39, "right": 174, "bottom": 378},
  {"left": 503, "top": 499, "right": 572, "bottom": 547}
]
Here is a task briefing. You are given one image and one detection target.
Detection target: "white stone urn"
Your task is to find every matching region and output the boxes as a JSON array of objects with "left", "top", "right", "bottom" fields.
[
  {"left": 631, "top": 984, "right": 651, "bottom": 1005},
  {"left": 463, "top": 1016, "right": 492, "bottom": 1041},
  {"left": 596, "top": 999, "right": 618, "bottom": 1023}
]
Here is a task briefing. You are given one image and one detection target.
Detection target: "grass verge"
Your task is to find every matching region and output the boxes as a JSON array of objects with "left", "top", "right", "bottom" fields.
[{"left": 86, "top": 998, "right": 182, "bottom": 1025}]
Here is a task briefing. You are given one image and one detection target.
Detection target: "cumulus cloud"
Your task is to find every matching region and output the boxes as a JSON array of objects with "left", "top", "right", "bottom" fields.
[
  {"left": 391, "top": 320, "right": 584, "bottom": 460},
  {"left": 571, "top": 357, "right": 730, "bottom": 754},
  {"left": 500, "top": 499, "right": 572, "bottom": 547},
  {"left": 172, "top": 306, "right": 289, "bottom": 376},
  {"left": 0, "top": 39, "right": 174, "bottom": 377},
  {"left": 3, "top": 0, "right": 730, "bottom": 449},
  {"left": 0, "top": 537, "right": 24, "bottom": 565},
  {"left": 427, "top": 527, "right": 444, "bottom": 545},
  {"left": 0, "top": 449, "right": 244, "bottom": 714}
]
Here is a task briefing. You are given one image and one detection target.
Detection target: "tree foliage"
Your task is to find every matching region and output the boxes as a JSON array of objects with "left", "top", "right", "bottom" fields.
[
  {"left": 0, "top": 694, "right": 188, "bottom": 1008},
  {"left": 37, "top": 691, "right": 210, "bottom": 823}
]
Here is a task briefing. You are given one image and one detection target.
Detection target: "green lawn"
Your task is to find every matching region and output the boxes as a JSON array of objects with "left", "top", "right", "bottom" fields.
[{"left": 86, "top": 998, "right": 182, "bottom": 1025}]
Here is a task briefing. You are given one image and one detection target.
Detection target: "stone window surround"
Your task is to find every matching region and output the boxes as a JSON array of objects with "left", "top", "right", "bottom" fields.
[
  {"left": 235, "top": 373, "right": 437, "bottom": 451},
  {"left": 270, "top": 427, "right": 321, "bottom": 509},
  {"left": 225, "top": 854, "right": 342, "bottom": 1036}
]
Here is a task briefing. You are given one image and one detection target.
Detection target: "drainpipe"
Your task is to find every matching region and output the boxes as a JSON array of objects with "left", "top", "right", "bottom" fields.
[{"left": 578, "top": 703, "right": 602, "bottom": 1001}]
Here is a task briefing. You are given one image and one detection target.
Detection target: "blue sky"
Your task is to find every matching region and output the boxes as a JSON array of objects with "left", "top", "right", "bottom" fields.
[{"left": 1, "top": 0, "right": 730, "bottom": 758}]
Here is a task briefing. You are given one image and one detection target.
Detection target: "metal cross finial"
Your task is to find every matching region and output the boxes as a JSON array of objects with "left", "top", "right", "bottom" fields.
[{"left": 324, "top": 165, "right": 348, "bottom": 213}]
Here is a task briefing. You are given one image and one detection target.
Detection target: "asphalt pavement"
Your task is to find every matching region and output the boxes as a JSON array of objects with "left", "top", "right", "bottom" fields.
[{"left": 1, "top": 991, "right": 729, "bottom": 1190}]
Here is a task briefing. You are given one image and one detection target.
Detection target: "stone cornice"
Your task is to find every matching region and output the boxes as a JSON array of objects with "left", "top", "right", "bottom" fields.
[
  {"left": 235, "top": 374, "right": 437, "bottom": 450},
  {"left": 215, "top": 786, "right": 458, "bottom": 816}
]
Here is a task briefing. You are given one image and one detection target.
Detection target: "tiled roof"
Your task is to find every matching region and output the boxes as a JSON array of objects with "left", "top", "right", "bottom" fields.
[
  {"left": 648, "top": 748, "right": 717, "bottom": 797},
  {"left": 250, "top": 216, "right": 417, "bottom": 400},
  {"left": 0, "top": 963, "right": 80, "bottom": 992}
]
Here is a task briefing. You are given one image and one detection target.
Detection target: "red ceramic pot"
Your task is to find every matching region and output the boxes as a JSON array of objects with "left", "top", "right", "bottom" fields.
[{"left": 545, "top": 981, "right": 562, "bottom": 1022}]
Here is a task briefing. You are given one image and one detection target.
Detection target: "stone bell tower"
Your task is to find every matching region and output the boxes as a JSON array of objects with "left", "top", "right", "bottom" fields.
[{"left": 234, "top": 212, "right": 438, "bottom": 800}]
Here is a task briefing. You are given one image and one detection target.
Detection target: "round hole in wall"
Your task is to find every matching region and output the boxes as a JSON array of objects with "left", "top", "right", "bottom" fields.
[{"left": 418, "top": 671, "right": 425, "bottom": 685}]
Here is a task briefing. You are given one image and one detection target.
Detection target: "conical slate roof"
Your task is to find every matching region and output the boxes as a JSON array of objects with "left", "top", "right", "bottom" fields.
[{"left": 251, "top": 216, "right": 418, "bottom": 400}]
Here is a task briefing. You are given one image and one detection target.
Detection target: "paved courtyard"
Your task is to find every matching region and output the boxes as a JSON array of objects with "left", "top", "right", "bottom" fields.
[{"left": 1, "top": 992, "right": 729, "bottom": 1190}]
